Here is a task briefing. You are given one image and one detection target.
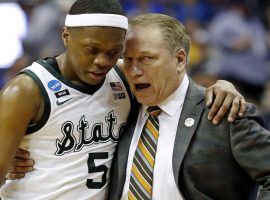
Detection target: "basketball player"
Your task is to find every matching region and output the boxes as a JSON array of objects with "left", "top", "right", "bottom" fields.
[{"left": 0, "top": 0, "right": 245, "bottom": 199}]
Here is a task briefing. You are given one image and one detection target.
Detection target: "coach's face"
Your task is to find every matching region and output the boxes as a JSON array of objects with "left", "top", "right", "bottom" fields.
[
  {"left": 62, "top": 26, "right": 125, "bottom": 86},
  {"left": 123, "top": 25, "right": 186, "bottom": 106}
]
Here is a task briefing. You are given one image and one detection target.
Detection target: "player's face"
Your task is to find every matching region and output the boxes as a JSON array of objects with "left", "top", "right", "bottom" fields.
[
  {"left": 123, "top": 25, "right": 186, "bottom": 106},
  {"left": 63, "top": 26, "right": 125, "bottom": 86}
]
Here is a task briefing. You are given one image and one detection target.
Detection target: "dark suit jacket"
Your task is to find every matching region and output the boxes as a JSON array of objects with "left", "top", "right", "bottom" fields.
[{"left": 108, "top": 79, "right": 270, "bottom": 200}]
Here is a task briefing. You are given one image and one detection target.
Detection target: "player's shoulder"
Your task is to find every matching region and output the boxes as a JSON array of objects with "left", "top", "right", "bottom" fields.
[{"left": 1, "top": 73, "right": 41, "bottom": 103}]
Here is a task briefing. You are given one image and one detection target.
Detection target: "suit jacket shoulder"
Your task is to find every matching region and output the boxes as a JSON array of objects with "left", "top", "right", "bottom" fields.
[{"left": 175, "top": 80, "right": 270, "bottom": 200}]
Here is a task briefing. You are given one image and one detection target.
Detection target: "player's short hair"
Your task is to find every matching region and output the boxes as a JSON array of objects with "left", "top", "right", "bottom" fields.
[{"left": 69, "top": 0, "right": 124, "bottom": 15}]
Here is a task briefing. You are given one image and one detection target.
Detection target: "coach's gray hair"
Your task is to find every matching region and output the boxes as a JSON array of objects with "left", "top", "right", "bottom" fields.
[{"left": 129, "top": 13, "right": 191, "bottom": 64}]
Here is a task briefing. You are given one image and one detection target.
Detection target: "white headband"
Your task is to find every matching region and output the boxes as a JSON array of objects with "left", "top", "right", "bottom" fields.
[{"left": 65, "top": 13, "right": 128, "bottom": 30}]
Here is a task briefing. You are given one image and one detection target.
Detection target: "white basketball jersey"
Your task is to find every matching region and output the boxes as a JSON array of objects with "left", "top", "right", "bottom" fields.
[{"left": 0, "top": 59, "right": 131, "bottom": 200}]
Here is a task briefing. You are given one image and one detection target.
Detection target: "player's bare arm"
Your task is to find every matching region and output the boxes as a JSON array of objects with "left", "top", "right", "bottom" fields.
[
  {"left": 0, "top": 74, "right": 43, "bottom": 184},
  {"left": 205, "top": 80, "right": 246, "bottom": 125},
  {"left": 117, "top": 58, "right": 246, "bottom": 125}
]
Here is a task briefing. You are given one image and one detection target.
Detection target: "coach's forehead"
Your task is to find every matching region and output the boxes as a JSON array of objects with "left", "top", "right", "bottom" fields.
[{"left": 126, "top": 25, "right": 163, "bottom": 46}]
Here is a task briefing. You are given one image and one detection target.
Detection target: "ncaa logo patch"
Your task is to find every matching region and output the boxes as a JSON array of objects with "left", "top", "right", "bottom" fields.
[{"left": 48, "top": 80, "right": 62, "bottom": 92}]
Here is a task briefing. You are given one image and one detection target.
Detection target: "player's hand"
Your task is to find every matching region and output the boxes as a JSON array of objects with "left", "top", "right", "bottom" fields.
[
  {"left": 5, "top": 148, "right": 35, "bottom": 180},
  {"left": 205, "top": 80, "right": 246, "bottom": 125}
]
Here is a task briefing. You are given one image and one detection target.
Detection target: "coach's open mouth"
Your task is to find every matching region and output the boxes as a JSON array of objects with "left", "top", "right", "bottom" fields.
[{"left": 135, "top": 83, "right": 151, "bottom": 90}]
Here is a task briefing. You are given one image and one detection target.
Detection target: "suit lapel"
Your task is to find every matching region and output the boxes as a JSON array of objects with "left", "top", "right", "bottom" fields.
[{"left": 172, "top": 79, "right": 205, "bottom": 189}]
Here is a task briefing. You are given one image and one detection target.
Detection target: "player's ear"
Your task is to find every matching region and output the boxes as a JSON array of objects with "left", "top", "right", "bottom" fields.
[{"left": 62, "top": 27, "right": 70, "bottom": 46}]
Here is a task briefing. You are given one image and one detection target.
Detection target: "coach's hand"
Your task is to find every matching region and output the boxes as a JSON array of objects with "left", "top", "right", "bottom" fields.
[{"left": 5, "top": 148, "right": 34, "bottom": 180}]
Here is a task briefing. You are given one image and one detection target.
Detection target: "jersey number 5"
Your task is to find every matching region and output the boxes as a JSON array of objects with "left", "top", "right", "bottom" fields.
[{"left": 86, "top": 152, "right": 108, "bottom": 189}]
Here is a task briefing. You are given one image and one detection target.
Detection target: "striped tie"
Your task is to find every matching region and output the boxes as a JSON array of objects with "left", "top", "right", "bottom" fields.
[{"left": 128, "top": 106, "right": 162, "bottom": 200}]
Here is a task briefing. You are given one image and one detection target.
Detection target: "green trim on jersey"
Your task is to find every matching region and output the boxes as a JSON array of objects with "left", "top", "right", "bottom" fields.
[
  {"left": 20, "top": 69, "right": 51, "bottom": 134},
  {"left": 36, "top": 59, "right": 105, "bottom": 95}
]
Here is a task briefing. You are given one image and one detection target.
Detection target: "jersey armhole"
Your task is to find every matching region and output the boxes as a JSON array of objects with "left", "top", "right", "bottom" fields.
[{"left": 20, "top": 69, "right": 51, "bottom": 134}]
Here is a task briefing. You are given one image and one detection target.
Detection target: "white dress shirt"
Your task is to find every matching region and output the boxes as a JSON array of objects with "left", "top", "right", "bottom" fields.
[{"left": 120, "top": 74, "right": 189, "bottom": 200}]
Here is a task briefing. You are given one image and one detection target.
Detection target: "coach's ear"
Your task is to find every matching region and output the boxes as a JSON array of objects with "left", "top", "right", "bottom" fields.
[{"left": 62, "top": 27, "right": 70, "bottom": 46}]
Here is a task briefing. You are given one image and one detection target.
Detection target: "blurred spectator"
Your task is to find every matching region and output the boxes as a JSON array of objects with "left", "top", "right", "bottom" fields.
[
  {"left": 184, "top": 18, "right": 216, "bottom": 87},
  {"left": 0, "top": 0, "right": 76, "bottom": 89},
  {"left": 207, "top": 0, "right": 269, "bottom": 104},
  {"left": 174, "top": 0, "right": 214, "bottom": 25},
  {"left": 261, "top": 80, "right": 270, "bottom": 130},
  {"left": 22, "top": 0, "right": 75, "bottom": 62},
  {"left": 121, "top": 0, "right": 168, "bottom": 19},
  {"left": 256, "top": 0, "right": 270, "bottom": 130},
  {"left": 0, "top": 1, "right": 28, "bottom": 89}
]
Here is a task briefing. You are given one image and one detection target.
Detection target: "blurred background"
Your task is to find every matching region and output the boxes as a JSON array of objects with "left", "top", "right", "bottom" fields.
[{"left": 0, "top": 0, "right": 269, "bottom": 129}]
